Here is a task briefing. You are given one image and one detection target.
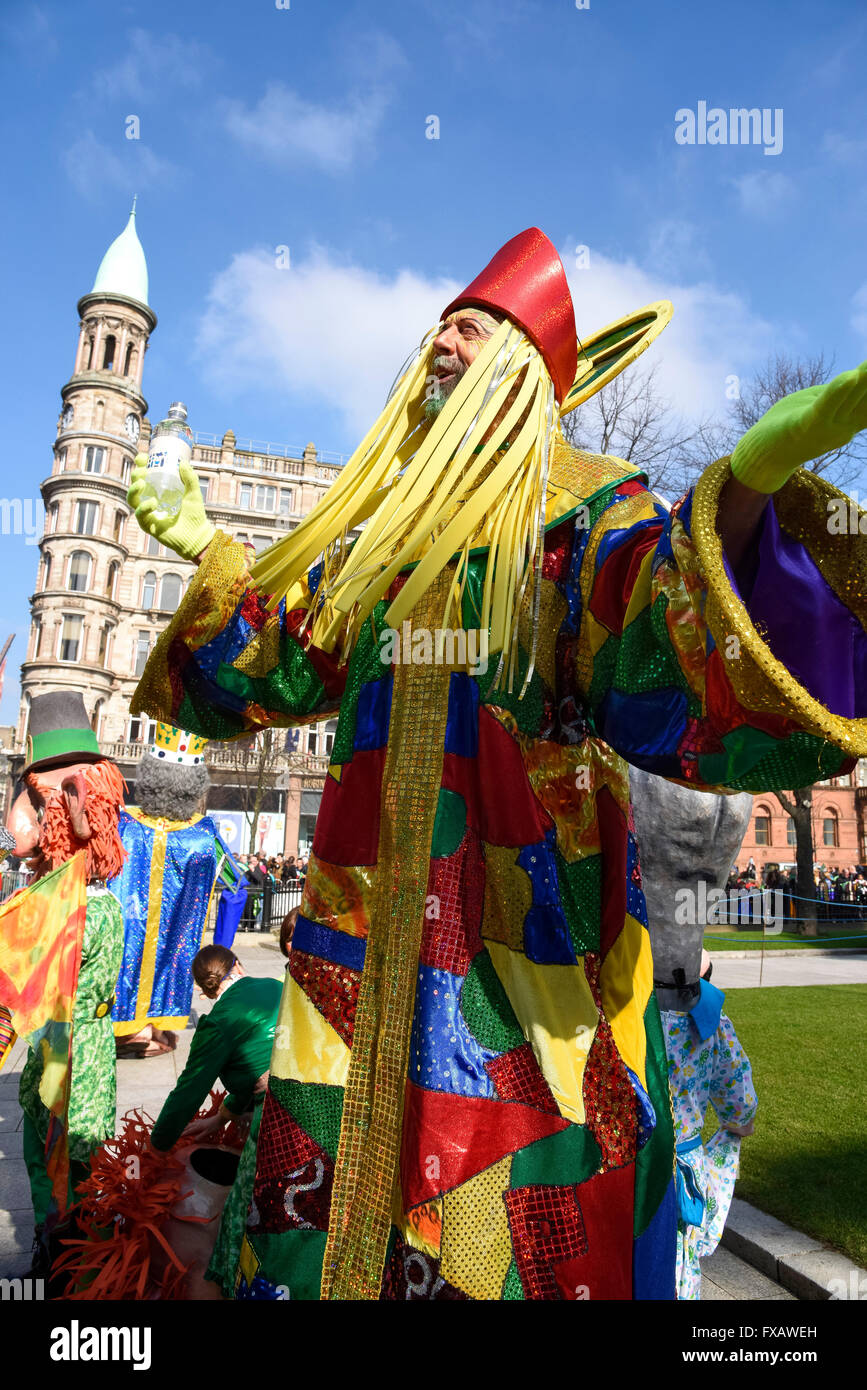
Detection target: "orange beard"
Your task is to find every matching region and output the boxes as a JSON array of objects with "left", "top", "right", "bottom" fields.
[{"left": 29, "top": 760, "right": 127, "bottom": 882}]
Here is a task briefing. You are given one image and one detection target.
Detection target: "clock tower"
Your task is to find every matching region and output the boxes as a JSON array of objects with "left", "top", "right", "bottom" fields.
[{"left": 19, "top": 204, "right": 159, "bottom": 747}]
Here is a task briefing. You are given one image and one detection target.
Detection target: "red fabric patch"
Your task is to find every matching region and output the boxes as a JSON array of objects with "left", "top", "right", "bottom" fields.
[
  {"left": 596, "top": 784, "right": 628, "bottom": 958},
  {"left": 582, "top": 953, "right": 638, "bottom": 1170},
  {"left": 705, "top": 647, "right": 798, "bottom": 741},
  {"left": 250, "top": 1091, "right": 334, "bottom": 1235},
  {"left": 504, "top": 1184, "right": 588, "bottom": 1300},
  {"left": 442, "top": 709, "right": 551, "bottom": 847},
  {"left": 542, "top": 520, "right": 572, "bottom": 581},
  {"left": 614, "top": 479, "right": 647, "bottom": 497},
  {"left": 241, "top": 590, "right": 272, "bottom": 630},
  {"left": 284, "top": 608, "right": 347, "bottom": 701},
  {"left": 420, "top": 824, "right": 485, "bottom": 975},
  {"left": 400, "top": 1081, "right": 569, "bottom": 1208},
  {"left": 379, "top": 1236, "right": 470, "bottom": 1300},
  {"left": 313, "top": 748, "right": 385, "bottom": 865},
  {"left": 288, "top": 950, "right": 359, "bottom": 1049},
  {"left": 590, "top": 523, "right": 662, "bottom": 636},
  {"left": 485, "top": 1042, "right": 560, "bottom": 1115},
  {"left": 551, "top": 1164, "right": 635, "bottom": 1301}
]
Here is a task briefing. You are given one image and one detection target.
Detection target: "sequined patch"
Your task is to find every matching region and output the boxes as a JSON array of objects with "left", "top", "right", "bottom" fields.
[
  {"left": 504, "top": 1183, "right": 588, "bottom": 1300},
  {"left": 439, "top": 1154, "right": 513, "bottom": 1300},
  {"left": 482, "top": 844, "right": 532, "bottom": 952},
  {"left": 379, "top": 1235, "right": 470, "bottom": 1300},
  {"left": 249, "top": 1090, "right": 334, "bottom": 1235},
  {"left": 485, "top": 1042, "right": 560, "bottom": 1115},
  {"left": 581, "top": 953, "right": 638, "bottom": 1170},
  {"left": 288, "top": 949, "right": 359, "bottom": 1049},
  {"left": 421, "top": 822, "right": 485, "bottom": 974}
]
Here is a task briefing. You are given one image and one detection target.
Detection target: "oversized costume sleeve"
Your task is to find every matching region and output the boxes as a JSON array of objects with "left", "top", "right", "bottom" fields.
[
  {"left": 574, "top": 457, "right": 867, "bottom": 789},
  {"left": 150, "top": 1012, "right": 236, "bottom": 1151},
  {"left": 131, "top": 532, "right": 347, "bottom": 739}
]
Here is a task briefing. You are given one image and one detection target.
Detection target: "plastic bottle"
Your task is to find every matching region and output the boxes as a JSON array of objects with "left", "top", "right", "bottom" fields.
[{"left": 141, "top": 402, "right": 194, "bottom": 520}]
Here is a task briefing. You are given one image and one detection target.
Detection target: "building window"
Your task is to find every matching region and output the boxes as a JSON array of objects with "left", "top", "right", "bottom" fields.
[
  {"left": 141, "top": 571, "right": 157, "bottom": 607},
  {"left": 91, "top": 698, "right": 104, "bottom": 735},
  {"left": 754, "top": 813, "right": 771, "bottom": 846},
  {"left": 159, "top": 573, "right": 182, "bottom": 612},
  {"left": 67, "top": 550, "right": 91, "bottom": 592},
  {"left": 83, "top": 446, "right": 105, "bottom": 474},
  {"left": 121, "top": 457, "right": 132, "bottom": 485},
  {"left": 42, "top": 552, "right": 52, "bottom": 588},
  {"left": 823, "top": 812, "right": 839, "bottom": 847},
  {"left": 146, "top": 534, "right": 163, "bottom": 558},
  {"left": 32, "top": 618, "right": 42, "bottom": 659},
  {"left": 106, "top": 560, "right": 120, "bottom": 599},
  {"left": 113, "top": 510, "right": 125, "bottom": 543},
  {"left": 307, "top": 726, "right": 318, "bottom": 755},
  {"left": 97, "top": 625, "right": 110, "bottom": 668},
  {"left": 280, "top": 489, "right": 293, "bottom": 516},
  {"left": 323, "top": 719, "right": 337, "bottom": 756},
  {"left": 239, "top": 482, "right": 252, "bottom": 509},
  {"left": 255, "top": 485, "right": 276, "bottom": 512},
  {"left": 124, "top": 343, "right": 135, "bottom": 376},
  {"left": 787, "top": 818, "right": 796, "bottom": 845},
  {"left": 200, "top": 476, "right": 210, "bottom": 502},
  {"left": 59, "top": 614, "right": 83, "bottom": 663},
  {"left": 48, "top": 504, "right": 59, "bottom": 534},
  {"left": 129, "top": 716, "right": 156, "bottom": 744},
  {"left": 57, "top": 449, "right": 67, "bottom": 473},
  {"left": 134, "top": 631, "right": 151, "bottom": 678},
  {"left": 102, "top": 335, "right": 116, "bottom": 371},
  {"left": 75, "top": 500, "right": 98, "bottom": 535},
  {"left": 252, "top": 535, "right": 271, "bottom": 555},
  {"left": 86, "top": 337, "right": 95, "bottom": 369},
  {"left": 235, "top": 532, "right": 249, "bottom": 545}
]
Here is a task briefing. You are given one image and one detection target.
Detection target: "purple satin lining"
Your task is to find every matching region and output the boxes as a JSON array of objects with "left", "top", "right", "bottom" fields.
[{"left": 722, "top": 501, "right": 867, "bottom": 719}]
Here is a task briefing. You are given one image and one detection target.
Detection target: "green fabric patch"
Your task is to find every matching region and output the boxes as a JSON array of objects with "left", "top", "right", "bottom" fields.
[
  {"left": 502, "top": 1259, "right": 525, "bottom": 1300},
  {"left": 615, "top": 600, "right": 690, "bottom": 697},
  {"left": 431, "top": 789, "right": 466, "bottom": 858},
  {"left": 510, "top": 1123, "right": 602, "bottom": 1190},
  {"left": 460, "top": 949, "right": 525, "bottom": 1053},
  {"left": 588, "top": 634, "right": 619, "bottom": 713},
  {"left": 700, "top": 727, "right": 847, "bottom": 793},
  {"left": 556, "top": 852, "right": 602, "bottom": 954},
  {"left": 270, "top": 1077, "right": 344, "bottom": 1162},
  {"left": 177, "top": 691, "right": 245, "bottom": 741},
  {"left": 218, "top": 628, "right": 327, "bottom": 720},
  {"left": 330, "top": 600, "right": 391, "bottom": 765},
  {"left": 633, "top": 994, "right": 675, "bottom": 1237},
  {"left": 477, "top": 659, "right": 545, "bottom": 737},
  {"left": 248, "top": 1230, "right": 327, "bottom": 1300}
]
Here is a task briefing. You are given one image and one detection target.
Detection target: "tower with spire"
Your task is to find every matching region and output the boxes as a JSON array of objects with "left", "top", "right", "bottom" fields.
[{"left": 18, "top": 204, "right": 163, "bottom": 753}]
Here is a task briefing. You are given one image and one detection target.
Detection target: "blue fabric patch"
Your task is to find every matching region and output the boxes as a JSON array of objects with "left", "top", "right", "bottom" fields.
[
  {"left": 652, "top": 510, "right": 676, "bottom": 566},
  {"left": 626, "top": 1066, "right": 657, "bottom": 1150},
  {"left": 594, "top": 515, "right": 661, "bottom": 573},
  {"left": 632, "top": 1177, "right": 677, "bottom": 1300},
  {"left": 445, "top": 673, "right": 479, "bottom": 757},
  {"left": 598, "top": 687, "right": 688, "bottom": 770},
  {"left": 689, "top": 978, "right": 725, "bottom": 1042},
  {"left": 411, "top": 964, "right": 498, "bottom": 1098},
  {"left": 679, "top": 490, "right": 695, "bottom": 538},
  {"left": 626, "top": 833, "right": 648, "bottom": 927},
  {"left": 308, "top": 561, "right": 324, "bottom": 597},
  {"left": 293, "top": 915, "right": 366, "bottom": 972},
  {"left": 519, "top": 831, "right": 576, "bottom": 964},
  {"left": 189, "top": 657, "right": 250, "bottom": 715},
  {"left": 559, "top": 523, "right": 591, "bottom": 636},
  {"left": 236, "top": 1273, "right": 289, "bottom": 1300},
  {"left": 354, "top": 675, "right": 393, "bottom": 751},
  {"left": 196, "top": 609, "right": 254, "bottom": 681}
]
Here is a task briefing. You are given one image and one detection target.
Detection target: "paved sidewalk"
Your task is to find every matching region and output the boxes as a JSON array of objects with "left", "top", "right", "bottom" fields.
[{"left": 709, "top": 952, "right": 867, "bottom": 988}]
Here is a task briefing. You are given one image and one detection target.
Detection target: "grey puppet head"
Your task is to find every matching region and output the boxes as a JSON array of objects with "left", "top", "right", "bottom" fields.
[{"left": 135, "top": 750, "right": 210, "bottom": 822}]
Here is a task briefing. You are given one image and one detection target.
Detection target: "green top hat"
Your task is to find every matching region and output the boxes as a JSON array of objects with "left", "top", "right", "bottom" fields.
[{"left": 22, "top": 691, "right": 102, "bottom": 776}]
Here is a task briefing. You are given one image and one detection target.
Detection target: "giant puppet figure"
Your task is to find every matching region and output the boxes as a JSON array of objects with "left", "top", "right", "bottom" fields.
[
  {"left": 629, "top": 767, "right": 757, "bottom": 1299},
  {"left": 111, "top": 721, "right": 231, "bottom": 1055},
  {"left": 127, "top": 228, "right": 867, "bottom": 1301},
  {"left": 2, "top": 691, "right": 126, "bottom": 1272}
]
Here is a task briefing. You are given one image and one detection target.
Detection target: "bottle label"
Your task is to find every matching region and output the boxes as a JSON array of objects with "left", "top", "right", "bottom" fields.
[{"left": 148, "top": 439, "right": 189, "bottom": 473}]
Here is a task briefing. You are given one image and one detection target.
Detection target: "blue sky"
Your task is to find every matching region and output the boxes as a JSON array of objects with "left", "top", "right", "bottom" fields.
[{"left": 1, "top": 0, "right": 867, "bottom": 723}]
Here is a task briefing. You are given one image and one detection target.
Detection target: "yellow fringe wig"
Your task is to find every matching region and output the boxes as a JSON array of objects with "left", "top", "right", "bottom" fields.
[{"left": 250, "top": 318, "right": 558, "bottom": 694}]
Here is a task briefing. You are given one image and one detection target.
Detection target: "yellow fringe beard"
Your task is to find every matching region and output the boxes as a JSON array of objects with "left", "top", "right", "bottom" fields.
[{"left": 250, "top": 319, "right": 558, "bottom": 694}]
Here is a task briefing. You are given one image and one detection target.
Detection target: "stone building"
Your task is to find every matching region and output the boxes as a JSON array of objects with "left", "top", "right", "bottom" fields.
[
  {"left": 735, "top": 763, "right": 867, "bottom": 874},
  {"left": 13, "top": 207, "right": 342, "bottom": 855}
]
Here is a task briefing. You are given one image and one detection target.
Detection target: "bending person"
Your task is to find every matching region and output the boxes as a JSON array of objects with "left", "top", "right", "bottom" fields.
[{"left": 149, "top": 945, "right": 282, "bottom": 1297}]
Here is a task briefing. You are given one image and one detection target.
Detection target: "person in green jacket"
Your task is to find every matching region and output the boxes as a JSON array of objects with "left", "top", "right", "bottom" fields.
[{"left": 149, "top": 945, "right": 282, "bottom": 1296}]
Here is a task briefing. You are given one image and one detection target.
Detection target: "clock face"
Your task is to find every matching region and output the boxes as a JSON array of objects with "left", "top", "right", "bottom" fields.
[
  {"left": 125, "top": 413, "right": 140, "bottom": 443},
  {"left": 61, "top": 403, "right": 74, "bottom": 429}
]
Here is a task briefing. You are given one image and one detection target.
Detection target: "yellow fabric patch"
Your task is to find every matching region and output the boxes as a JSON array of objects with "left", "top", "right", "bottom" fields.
[
  {"left": 234, "top": 611, "right": 282, "bottom": 676},
  {"left": 599, "top": 913, "right": 653, "bottom": 1088},
  {"left": 270, "top": 973, "right": 350, "bottom": 1088},
  {"left": 517, "top": 581, "right": 567, "bottom": 691},
  {"left": 518, "top": 735, "right": 629, "bottom": 865},
  {"left": 482, "top": 845, "right": 531, "bottom": 951},
  {"left": 439, "top": 1154, "right": 513, "bottom": 1300},
  {"left": 485, "top": 942, "right": 599, "bottom": 1124},
  {"left": 622, "top": 544, "right": 656, "bottom": 629},
  {"left": 585, "top": 611, "right": 610, "bottom": 657}
]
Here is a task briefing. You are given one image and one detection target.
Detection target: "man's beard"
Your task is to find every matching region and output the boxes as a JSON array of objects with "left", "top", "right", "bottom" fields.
[{"left": 424, "top": 354, "right": 467, "bottom": 421}]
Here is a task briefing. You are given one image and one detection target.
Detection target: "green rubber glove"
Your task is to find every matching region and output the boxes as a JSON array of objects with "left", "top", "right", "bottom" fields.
[
  {"left": 127, "top": 454, "right": 215, "bottom": 562},
  {"left": 730, "top": 359, "right": 867, "bottom": 493}
]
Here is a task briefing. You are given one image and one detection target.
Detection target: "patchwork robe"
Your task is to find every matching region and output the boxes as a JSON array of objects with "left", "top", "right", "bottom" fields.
[{"left": 132, "top": 439, "right": 867, "bottom": 1300}]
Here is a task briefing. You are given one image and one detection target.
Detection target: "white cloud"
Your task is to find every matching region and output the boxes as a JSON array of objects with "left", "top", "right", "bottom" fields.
[
  {"left": 88, "top": 28, "right": 209, "bottom": 102},
  {"left": 62, "top": 131, "right": 178, "bottom": 198},
  {"left": 195, "top": 240, "right": 775, "bottom": 444},
  {"left": 732, "top": 170, "right": 797, "bottom": 219},
  {"left": 821, "top": 130, "right": 867, "bottom": 166},
  {"left": 222, "top": 82, "right": 391, "bottom": 174},
  {"left": 851, "top": 283, "right": 867, "bottom": 340},
  {"left": 0, "top": 4, "right": 58, "bottom": 61}
]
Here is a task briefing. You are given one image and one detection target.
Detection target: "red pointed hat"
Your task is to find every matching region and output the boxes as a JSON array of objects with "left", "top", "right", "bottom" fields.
[{"left": 442, "top": 227, "right": 578, "bottom": 404}]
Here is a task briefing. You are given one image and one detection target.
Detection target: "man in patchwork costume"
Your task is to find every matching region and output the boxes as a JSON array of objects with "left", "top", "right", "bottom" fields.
[
  {"left": 111, "top": 722, "right": 231, "bottom": 1055},
  {"left": 128, "top": 228, "right": 867, "bottom": 1300}
]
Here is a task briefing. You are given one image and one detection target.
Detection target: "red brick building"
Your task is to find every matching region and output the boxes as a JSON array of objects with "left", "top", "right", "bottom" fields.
[{"left": 736, "top": 761, "right": 867, "bottom": 873}]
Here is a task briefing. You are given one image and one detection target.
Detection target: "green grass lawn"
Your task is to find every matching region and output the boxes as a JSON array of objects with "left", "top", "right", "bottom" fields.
[
  {"left": 704, "top": 926, "right": 867, "bottom": 951},
  {"left": 703, "top": 985, "right": 867, "bottom": 1267}
]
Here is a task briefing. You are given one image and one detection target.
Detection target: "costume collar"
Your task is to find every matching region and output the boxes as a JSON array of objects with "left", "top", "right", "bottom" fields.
[{"left": 688, "top": 978, "right": 725, "bottom": 1042}]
